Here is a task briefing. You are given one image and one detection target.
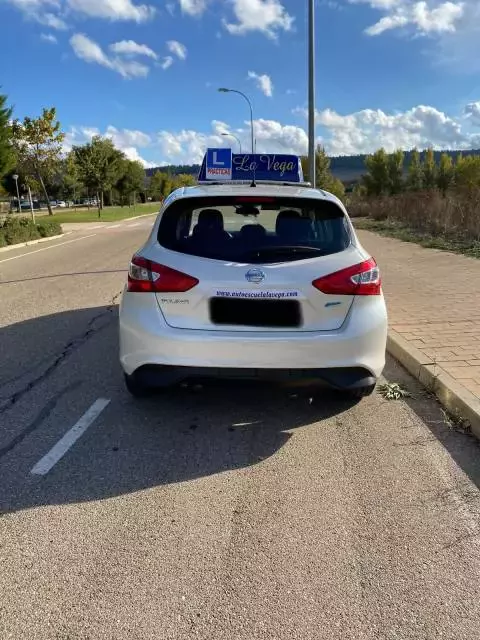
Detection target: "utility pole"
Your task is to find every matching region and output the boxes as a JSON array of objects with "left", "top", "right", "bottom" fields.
[{"left": 308, "top": 0, "right": 316, "bottom": 187}]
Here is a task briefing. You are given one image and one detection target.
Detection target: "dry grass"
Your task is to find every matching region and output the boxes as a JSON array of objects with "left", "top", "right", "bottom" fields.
[{"left": 350, "top": 189, "right": 480, "bottom": 240}]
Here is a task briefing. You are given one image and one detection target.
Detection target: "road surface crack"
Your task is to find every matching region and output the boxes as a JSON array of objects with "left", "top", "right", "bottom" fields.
[{"left": 0, "top": 291, "right": 121, "bottom": 415}]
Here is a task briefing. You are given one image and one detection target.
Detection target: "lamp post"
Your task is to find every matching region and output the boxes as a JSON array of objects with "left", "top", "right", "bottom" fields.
[
  {"left": 12, "top": 174, "right": 21, "bottom": 213},
  {"left": 218, "top": 88, "right": 254, "bottom": 155},
  {"left": 221, "top": 132, "right": 242, "bottom": 153},
  {"left": 308, "top": 0, "right": 316, "bottom": 187},
  {"left": 25, "top": 182, "right": 35, "bottom": 223}
]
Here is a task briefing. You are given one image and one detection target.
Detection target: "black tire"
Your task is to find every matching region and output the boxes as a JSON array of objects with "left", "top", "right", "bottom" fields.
[
  {"left": 124, "top": 372, "right": 152, "bottom": 398},
  {"left": 348, "top": 383, "right": 376, "bottom": 399}
]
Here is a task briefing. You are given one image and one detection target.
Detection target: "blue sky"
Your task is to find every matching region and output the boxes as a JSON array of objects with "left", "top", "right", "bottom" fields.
[{"left": 1, "top": 0, "right": 480, "bottom": 165}]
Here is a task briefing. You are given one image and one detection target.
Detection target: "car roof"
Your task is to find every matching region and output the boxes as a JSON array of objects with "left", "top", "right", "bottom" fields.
[{"left": 164, "top": 183, "right": 345, "bottom": 209}]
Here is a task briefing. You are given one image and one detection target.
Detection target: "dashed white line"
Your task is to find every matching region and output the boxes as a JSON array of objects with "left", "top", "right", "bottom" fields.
[
  {"left": 128, "top": 223, "right": 140, "bottom": 228},
  {"left": 107, "top": 224, "right": 121, "bottom": 229},
  {"left": 30, "top": 398, "right": 111, "bottom": 476},
  {"left": 0, "top": 234, "right": 97, "bottom": 265}
]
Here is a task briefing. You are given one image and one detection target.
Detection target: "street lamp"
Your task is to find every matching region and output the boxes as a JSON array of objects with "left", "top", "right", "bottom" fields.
[
  {"left": 221, "top": 132, "right": 242, "bottom": 153},
  {"left": 308, "top": 0, "right": 316, "bottom": 187},
  {"left": 12, "top": 174, "right": 21, "bottom": 213},
  {"left": 218, "top": 88, "right": 254, "bottom": 155}
]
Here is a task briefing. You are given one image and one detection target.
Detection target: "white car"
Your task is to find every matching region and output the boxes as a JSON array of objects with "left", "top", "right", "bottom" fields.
[{"left": 119, "top": 157, "right": 387, "bottom": 398}]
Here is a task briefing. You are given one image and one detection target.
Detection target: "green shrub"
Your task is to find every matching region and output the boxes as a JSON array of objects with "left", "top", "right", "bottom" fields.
[
  {"left": 0, "top": 215, "right": 63, "bottom": 246},
  {"left": 37, "top": 219, "right": 62, "bottom": 237}
]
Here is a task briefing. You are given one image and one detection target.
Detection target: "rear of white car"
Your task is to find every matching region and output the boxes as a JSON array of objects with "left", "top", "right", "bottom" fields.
[{"left": 119, "top": 184, "right": 387, "bottom": 397}]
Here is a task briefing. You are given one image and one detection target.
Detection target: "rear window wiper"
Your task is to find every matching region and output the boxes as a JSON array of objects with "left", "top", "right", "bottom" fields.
[{"left": 239, "top": 245, "right": 328, "bottom": 260}]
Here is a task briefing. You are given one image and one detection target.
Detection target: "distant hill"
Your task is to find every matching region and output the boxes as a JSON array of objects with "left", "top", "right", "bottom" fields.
[{"left": 146, "top": 149, "right": 480, "bottom": 184}]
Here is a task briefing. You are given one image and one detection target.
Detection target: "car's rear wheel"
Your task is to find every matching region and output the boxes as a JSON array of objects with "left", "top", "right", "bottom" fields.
[
  {"left": 124, "top": 372, "right": 152, "bottom": 398},
  {"left": 349, "top": 383, "right": 376, "bottom": 399}
]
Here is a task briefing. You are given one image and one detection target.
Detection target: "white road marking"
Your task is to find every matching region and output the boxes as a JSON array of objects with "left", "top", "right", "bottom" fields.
[
  {"left": 107, "top": 224, "right": 121, "bottom": 229},
  {"left": 128, "top": 223, "right": 140, "bottom": 228},
  {"left": 0, "top": 234, "right": 97, "bottom": 265},
  {"left": 30, "top": 398, "right": 110, "bottom": 476}
]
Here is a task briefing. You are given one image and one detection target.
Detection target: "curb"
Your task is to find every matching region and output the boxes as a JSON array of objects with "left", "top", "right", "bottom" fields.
[
  {"left": 387, "top": 329, "right": 480, "bottom": 440},
  {"left": 0, "top": 233, "right": 68, "bottom": 254},
  {"left": 121, "top": 211, "right": 158, "bottom": 222}
]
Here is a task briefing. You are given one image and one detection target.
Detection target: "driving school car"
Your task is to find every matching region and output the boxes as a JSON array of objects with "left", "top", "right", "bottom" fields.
[{"left": 119, "top": 149, "right": 387, "bottom": 398}]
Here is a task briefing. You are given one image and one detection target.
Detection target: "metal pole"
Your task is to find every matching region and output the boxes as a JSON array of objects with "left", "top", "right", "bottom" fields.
[
  {"left": 218, "top": 88, "right": 254, "bottom": 155},
  {"left": 221, "top": 133, "right": 242, "bottom": 153},
  {"left": 13, "top": 175, "right": 21, "bottom": 213},
  {"left": 308, "top": 0, "right": 316, "bottom": 187},
  {"left": 27, "top": 184, "right": 35, "bottom": 223}
]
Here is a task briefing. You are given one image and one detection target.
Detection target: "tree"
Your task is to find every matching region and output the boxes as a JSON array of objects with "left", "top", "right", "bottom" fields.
[
  {"left": 149, "top": 170, "right": 168, "bottom": 200},
  {"left": 406, "top": 148, "right": 423, "bottom": 191},
  {"left": 116, "top": 159, "right": 145, "bottom": 205},
  {"left": 11, "top": 107, "right": 64, "bottom": 215},
  {"left": 301, "top": 145, "right": 345, "bottom": 200},
  {"left": 454, "top": 154, "right": 480, "bottom": 190},
  {"left": 388, "top": 149, "right": 404, "bottom": 194},
  {"left": 174, "top": 173, "right": 196, "bottom": 188},
  {"left": 437, "top": 153, "right": 454, "bottom": 196},
  {"left": 62, "top": 152, "right": 83, "bottom": 204},
  {"left": 362, "top": 148, "right": 390, "bottom": 196},
  {"left": 422, "top": 148, "right": 437, "bottom": 190},
  {"left": 72, "top": 136, "right": 124, "bottom": 216},
  {"left": 0, "top": 93, "right": 14, "bottom": 182}
]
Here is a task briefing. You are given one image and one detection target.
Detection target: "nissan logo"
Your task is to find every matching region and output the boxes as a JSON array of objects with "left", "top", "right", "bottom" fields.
[{"left": 245, "top": 268, "right": 265, "bottom": 284}]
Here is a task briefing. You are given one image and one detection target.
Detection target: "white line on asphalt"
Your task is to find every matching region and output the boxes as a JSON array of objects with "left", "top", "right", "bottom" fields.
[
  {"left": 107, "top": 224, "right": 121, "bottom": 229},
  {"left": 0, "top": 234, "right": 97, "bottom": 265},
  {"left": 30, "top": 398, "right": 111, "bottom": 476},
  {"left": 128, "top": 223, "right": 140, "bottom": 227}
]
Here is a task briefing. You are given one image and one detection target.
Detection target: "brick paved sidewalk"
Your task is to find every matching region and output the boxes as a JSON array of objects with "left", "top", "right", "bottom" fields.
[{"left": 358, "top": 230, "right": 480, "bottom": 401}]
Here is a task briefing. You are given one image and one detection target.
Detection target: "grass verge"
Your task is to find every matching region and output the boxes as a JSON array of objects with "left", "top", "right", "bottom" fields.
[
  {"left": 40, "top": 203, "right": 160, "bottom": 224},
  {"left": 354, "top": 218, "right": 480, "bottom": 259},
  {"left": 0, "top": 217, "right": 62, "bottom": 247}
]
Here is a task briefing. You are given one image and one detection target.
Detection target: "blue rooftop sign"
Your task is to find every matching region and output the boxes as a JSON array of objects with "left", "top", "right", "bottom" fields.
[{"left": 199, "top": 149, "right": 304, "bottom": 183}]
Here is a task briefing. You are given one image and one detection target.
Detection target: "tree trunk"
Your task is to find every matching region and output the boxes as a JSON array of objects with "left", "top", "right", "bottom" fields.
[
  {"left": 96, "top": 191, "right": 101, "bottom": 218},
  {"left": 38, "top": 173, "right": 53, "bottom": 216},
  {"left": 100, "top": 191, "right": 104, "bottom": 210}
]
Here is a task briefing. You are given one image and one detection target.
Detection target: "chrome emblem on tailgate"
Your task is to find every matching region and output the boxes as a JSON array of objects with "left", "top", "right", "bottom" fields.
[{"left": 245, "top": 268, "right": 265, "bottom": 283}]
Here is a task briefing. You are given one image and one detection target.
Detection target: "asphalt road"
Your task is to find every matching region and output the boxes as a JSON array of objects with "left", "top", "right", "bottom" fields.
[{"left": 1, "top": 217, "right": 480, "bottom": 639}]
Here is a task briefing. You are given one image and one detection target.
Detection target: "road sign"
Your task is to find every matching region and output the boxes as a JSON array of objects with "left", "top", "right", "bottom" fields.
[
  {"left": 199, "top": 149, "right": 303, "bottom": 183},
  {"left": 205, "top": 148, "right": 232, "bottom": 181}
]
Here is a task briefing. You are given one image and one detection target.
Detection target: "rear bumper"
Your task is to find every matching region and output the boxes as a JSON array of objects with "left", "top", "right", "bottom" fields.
[
  {"left": 129, "top": 364, "right": 376, "bottom": 390},
  {"left": 119, "top": 291, "right": 387, "bottom": 381}
]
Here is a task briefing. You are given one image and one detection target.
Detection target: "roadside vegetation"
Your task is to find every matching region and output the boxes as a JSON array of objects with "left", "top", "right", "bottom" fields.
[
  {"left": 349, "top": 148, "right": 480, "bottom": 259},
  {"left": 51, "top": 202, "right": 160, "bottom": 224},
  {"left": 0, "top": 217, "right": 62, "bottom": 247}
]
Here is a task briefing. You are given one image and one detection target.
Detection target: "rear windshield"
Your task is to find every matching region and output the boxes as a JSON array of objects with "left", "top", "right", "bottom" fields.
[{"left": 158, "top": 196, "right": 350, "bottom": 264}]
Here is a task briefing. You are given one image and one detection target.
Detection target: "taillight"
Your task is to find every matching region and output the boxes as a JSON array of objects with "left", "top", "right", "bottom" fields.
[
  {"left": 312, "top": 258, "right": 381, "bottom": 296},
  {"left": 127, "top": 256, "right": 199, "bottom": 293}
]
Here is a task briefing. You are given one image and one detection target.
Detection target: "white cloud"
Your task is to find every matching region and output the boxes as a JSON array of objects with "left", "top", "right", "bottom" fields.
[
  {"left": 157, "top": 119, "right": 308, "bottom": 163},
  {"left": 294, "top": 103, "right": 480, "bottom": 155},
  {"left": 178, "top": 0, "right": 208, "bottom": 16},
  {"left": 67, "top": 0, "right": 155, "bottom": 22},
  {"left": 109, "top": 39, "right": 157, "bottom": 59},
  {"left": 224, "top": 0, "right": 294, "bottom": 38},
  {"left": 69, "top": 33, "right": 150, "bottom": 78},
  {"left": 248, "top": 71, "right": 273, "bottom": 97},
  {"left": 40, "top": 32, "right": 58, "bottom": 43},
  {"left": 159, "top": 56, "right": 174, "bottom": 70},
  {"left": 166, "top": 39, "right": 187, "bottom": 59},
  {"left": 464, "top": 102, "right": 480, "bottom": 124},
  {"left": 64, "top": 125, "right": 156, "bottom": 166},
  {"left": 38, "top": 11, "right": 69, "bottom": 29},
  {"left": 166, "top": 2, "right": 175, "bottom": 14},
  {"left": 352, "top": 0, "right": 464, "bottom": 37},
  {"left": 64, "top": 99, "right": 480, "bottom": 169}
]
